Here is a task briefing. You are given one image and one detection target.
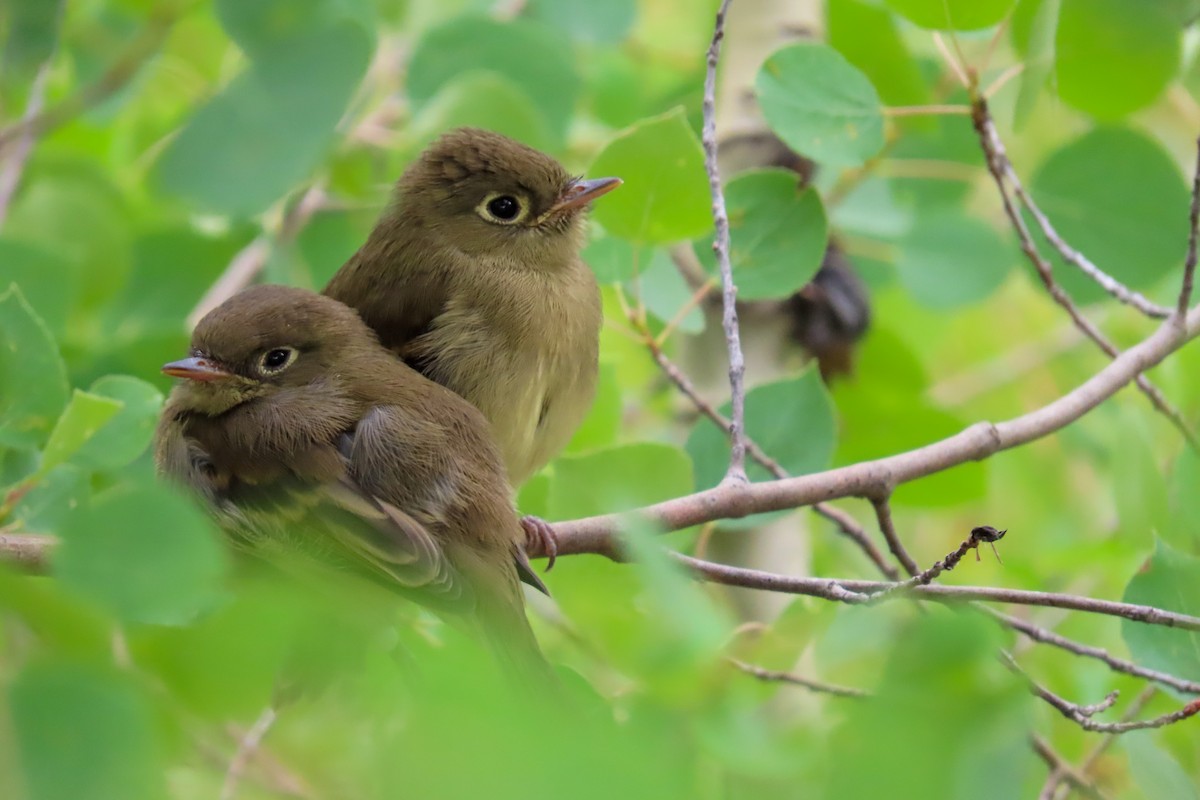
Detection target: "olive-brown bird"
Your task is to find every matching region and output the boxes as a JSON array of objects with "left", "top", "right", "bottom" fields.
[
  {"left": 154, "top": 284, "right": 549, "bottom": 676},
  {"left": 324, "top": 128, "right": 620, "bottom": 497}
]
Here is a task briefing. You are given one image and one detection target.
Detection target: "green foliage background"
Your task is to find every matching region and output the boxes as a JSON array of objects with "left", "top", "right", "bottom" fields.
[{"left": 2, "top": 0, "right": 1200, "bottom": 797}]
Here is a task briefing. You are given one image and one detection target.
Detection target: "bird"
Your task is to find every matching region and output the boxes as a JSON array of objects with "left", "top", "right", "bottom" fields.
[
  {"left": 154, "top": 284, "right": 551, "bottom": 678},
  {"left": 323, "top": 128, "right": 620, "bottom": 503}
]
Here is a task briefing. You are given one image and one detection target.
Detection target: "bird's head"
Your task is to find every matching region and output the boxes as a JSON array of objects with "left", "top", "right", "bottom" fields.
[
  {"left": 396, "top": 127, "right": 620, "bottom": 266},
  {"left": 163, "top": 285, "right": 378, "bottom": 415}
]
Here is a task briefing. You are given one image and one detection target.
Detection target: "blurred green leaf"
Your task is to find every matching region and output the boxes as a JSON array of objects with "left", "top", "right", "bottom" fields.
[
  {"left": 548, "top": 442, "right": 693, "bottom": 519},
  {"left": 1030, "top": 127, "right": 1189, "bottom": 304},
  {"left": 833, "top": 330, "right": 985, "bottom": 507},
  {"left": 0, "top": 566, "right": 111, "bottom": 658},
  {"left": 825, "top": 612, "right": 1034, "bottom": 798},
  {"left": 687, "top": 371, "right": 837, "bottom": 490},
  {"left": 583, "top": 233, "right": 652, "bottom": 284},
  {"left": 10, "top": 464, "right": 88, "bottom": 534},
  {"left": 525, "top": 0, "right": 636, "bottom": 44},
  {"left": 885, "top": 0, "right": 1016, "bottom": 29},
  {"left": 10, "top": 660, "right": 167, "bottom": 800},
  {"left": 1056, "top": 0, "right": 1180, "bottom": 120},
  {"left": 407, "top": 16, "right": 579, "bottom": 147},
  {"left": 895, "top": 211, "right": 1013, "bottom": 308},
  {"left": 828, "top": 0, "right": 930, "bottom": 107},
  {"left": 1, "top": 0, "right": 62, "bottom": 91},
  {"left": 38, "top": 390, "right": 123, "bottom": 476},
  {"left": 0, "top": 285, "right": 69, "bottom": 450},
  {"left": 1123, "top": 732, "right": 1200, "bottom": 800},
  {"left": 1166, "top": 446, "right": 1200, "bottom": 552},
  {"left": 589, "top": 108, "right": 712, "bottom": 244},
  {"left": 1013, "top": 0, "right": 1060, "bottom": 129},
  {"left": 757, "top": 42, "right": 884, "bottom": 168},
  {"left": 887, "top": 108, "right": 980, "bottom": 208},
  {"left": 638, "top": 249, "right": 704, "bottom": 335},
  {"left": 55, "top": 481, "right": 227, "bottom": 625},
  {"left": 71, "top": 376, "right": 164, "bottom": 471},
  {"left": 565, "top": 362, "right": 621, "bottom": 454},
  {"left": 215, "top": 0, "right": 374, "bottom": 57},
  {"left": 0, "top": 239, "right": 79, "bottom": 337},
  {"left": 409, "top": 71, "right": 554, "bottom": 154},
  {"left": 1122, "top": 540, "right": 1200, "bottom": 694},
  {"left": 694, "top": 169, "right": 828, "bottom": 301},
  {"left": 154, "top": 18, "right": 373, "bottom": 216}
]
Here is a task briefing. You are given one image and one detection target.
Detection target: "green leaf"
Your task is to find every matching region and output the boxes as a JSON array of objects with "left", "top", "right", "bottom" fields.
[
  {"left": 409, "top": 71, "right": 554, "bottom": 154},
  {"left": 694, "top": 169, "right": 828, "bottom": 301},
  {"left": 1013, "top": 0, "right": 1061, "bottom": 129},
  {"left": 71, "top": 376, "right": 164, "bottom": 472},
  {"left": 54, "top": 480, "right": 227, "bottom": 626},
  {"left": 565, "top": 362, "right": 621, "bottom": 454},
  {"left": 885, "top": 0, "right": 1016, "bottom": 30},
  {"left": 406, "top": 16, "right": 579, "bottom": 147},
  {"left": 1122, "top": 540, "right": 1200, "bottom": 694},
  {"left": 215, "top": 0, "right": 374, "bottom": 57},
  {"left": 1123, "top": 732, "right": 1200, "bottom": 800},
  {"left": 833, "top": 330, "right": 985, "bottom": 507},
  {"left": 826, "top": 613, "right": 1035, "bottom": 798},
  {"left": 686, "top": 371, "right": 837, "bottom": 490},
  {"left": 583, "top": 233, "right": 642, "bottom": 284},
  {"left": 0, "top": 239, "right": 79, "bottom": 337},
  {"left": 637, "top": 249, "right": 704, "bottom": 335},
  {"left": 525, "top": 0, "right": 637, "bottom": 44},
  {"left": 895, "top": 211, "right": 1013, "bottom": 308},
  {"left": 1056, "top": 0, "right": 1180, "bottom": 120},
  {"left": 10, "top": 660, "right": 167, "bottom": 800},
  {"left": 828, "top": 0, "right": 930, "bottom": 107},
  {"left": 588, "top": 108, "right": 712, "bottom": 244},
  {"left": 0, "top": 285, "right": 69, "bottom": 450},
  {"left": 757, "top": 43, "right": 885, "bottom": 168},
  {"left": 154, "top": 20, "right": 373, "bottom": 216},
  {"left": 1030, "top": 128, "right": 1189, "bottom": 304},
  {"left": 38, "top": 390, "right": 123, "bottom": 476},
  {"left": 10, "top": 464, "right": 89, "bottom": 534},
  {"left": 1166, "top": 446, "right": 1200, "bottom": 552},
  {"left": 547, "top": 442, "right": 694, "bottom": 520},
  {"left": 1, "top": 0, "right": 61, "bottom": 90}
]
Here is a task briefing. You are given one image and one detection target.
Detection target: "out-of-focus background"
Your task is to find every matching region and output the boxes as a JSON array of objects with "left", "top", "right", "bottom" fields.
[{"left": 2, "top": 1, "right": 1200, "bottom": 798}]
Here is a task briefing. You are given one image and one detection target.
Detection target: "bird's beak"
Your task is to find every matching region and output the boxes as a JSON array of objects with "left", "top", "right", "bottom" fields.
[
  {"left": 549, "top": 176, "right": 622, "bottom": 215},
  {"left": 162, "top": 356, "right": 233, "bottom": 382}
]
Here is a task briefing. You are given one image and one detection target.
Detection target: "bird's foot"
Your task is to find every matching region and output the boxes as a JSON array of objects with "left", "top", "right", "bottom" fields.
[{"left": 520, "top": 515, "right": 558, "bottom": 572}]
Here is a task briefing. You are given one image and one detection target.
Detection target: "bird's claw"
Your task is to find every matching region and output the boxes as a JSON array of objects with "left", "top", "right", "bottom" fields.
[{"left": 520, "top": 515, "right": 558, "bottom": 572}]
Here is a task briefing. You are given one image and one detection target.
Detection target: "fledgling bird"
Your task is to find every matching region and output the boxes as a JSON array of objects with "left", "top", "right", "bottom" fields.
[
  {"left": 154, "top": 284, "right": 549, "bottom": 677},
  {"left": 324, "top": 128, "right": 620, "bottom": 494}
]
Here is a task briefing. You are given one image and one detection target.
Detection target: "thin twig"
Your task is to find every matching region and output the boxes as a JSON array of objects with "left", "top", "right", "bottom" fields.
[
  {"left": 0, "top": 4, "right": 184, "bottom": 154},
  {"left": 972, "top": 100, "right": 1171, "bottom": 320},
  {"left": 985, "top": 607, "right": 1200, "bottom": 696},
  {"left": 1179, "top": 135, "right": 1200, "bottom": 316},
  {"left": 1031, "top": 736, "right": 1108, "bottom": 800},
  {"left": 972, "top": 96, "right": 1198, "bottom": 450},
  {"left": 221, "top": 706, "right": 278, "bottom": 800},
  {"left": 881, "top": 104, "right": 971, "bottom": 116},
  {"left": 673, "top": 554, "right": 1200, "bottom": 631},
  {"left": 701, "top": 0, "right": 748, "bottom": 483},
  {"left": 871, "top": 526, "right": 1006, "bottom": 600},
  {"left": 627, "top": 296, "right": 900, "bottom": 580},
  {"left": 0, "top": 62, "right": 53, "bottom": 224},
  {"left": 870, "top": 496, "right": 920, "bottom": 577},
  {"left": 1004, "top": 650, "right": 1121, "bottom": 721},
  {"left": 187, "top": 184, "right": 327, "bottom": 326},
  {"left": 727, "top": 657, "right": 868, "bottom": 698}
]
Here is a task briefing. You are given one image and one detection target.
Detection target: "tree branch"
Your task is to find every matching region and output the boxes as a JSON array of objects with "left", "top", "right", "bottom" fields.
[
  {"left": 1180, "top": 135, "right": 1200, "bottom": 315},
  {"left": 675, "top": 554, "right": 1200, "bottom": 631},
  {"left": 701, "top": 0, "right": 749, "bottom": 483},
  {"left": 727, "top": 657, "right": 868, "bottom": 698},
  {"left": 541, "top": 305, "right": 1197, "bottom": 557},
  {"left": 971, "top": 96, "right": 1197, "bottom": 449}
]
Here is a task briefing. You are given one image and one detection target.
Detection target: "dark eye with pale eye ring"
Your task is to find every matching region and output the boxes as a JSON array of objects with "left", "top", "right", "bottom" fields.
[
  {"left": 259, "top": 347, "right": 297, "bottom": 374},
  {"left": 487, "top": 195, "right": 520, "bottom": 220}
]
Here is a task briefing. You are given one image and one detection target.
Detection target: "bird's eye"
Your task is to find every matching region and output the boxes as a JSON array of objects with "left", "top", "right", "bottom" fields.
[
  {"left": 477, "top": 193, "right": 528, "bottom": 225},
  {"left": 258, "top": 347, "right": 298, "bottom": 374}
]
